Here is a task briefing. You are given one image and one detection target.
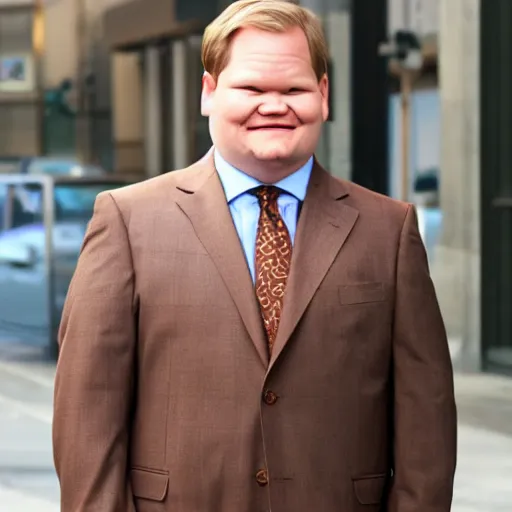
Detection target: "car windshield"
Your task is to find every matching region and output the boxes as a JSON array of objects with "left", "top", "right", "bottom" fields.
[
  {"left": 54, "top": 183, "right": 125, "bottom": 222},
  {"left": 5, "top": 181, "right": 129, "bottom": 231}
]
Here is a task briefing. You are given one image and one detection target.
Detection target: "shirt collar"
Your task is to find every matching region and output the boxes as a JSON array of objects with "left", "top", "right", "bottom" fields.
[{"left": 214, "top": 149, "right": 313, "bottom": 203}]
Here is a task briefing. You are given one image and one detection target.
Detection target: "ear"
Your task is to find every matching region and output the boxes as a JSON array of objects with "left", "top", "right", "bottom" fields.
[
  {"left": 319, "top": 73, "right": 329, "bottom": 122},
  {"left": 201, "top": 72, "right": 217, "bottom": 116}
]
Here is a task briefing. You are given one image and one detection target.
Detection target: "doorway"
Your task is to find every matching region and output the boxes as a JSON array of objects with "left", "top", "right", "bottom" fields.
[{"left": 480, "top": 0, "right": 512, "bottom": 374}]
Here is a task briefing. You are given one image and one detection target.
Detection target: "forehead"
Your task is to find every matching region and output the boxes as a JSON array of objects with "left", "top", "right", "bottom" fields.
[{"left": 222, "top": 26, "right": 315, "bottom": 78}]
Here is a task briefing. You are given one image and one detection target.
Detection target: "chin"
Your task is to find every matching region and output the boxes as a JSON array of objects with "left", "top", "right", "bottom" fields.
[{"left": 249, "top": 146, "right": 294, "bottom": 162}]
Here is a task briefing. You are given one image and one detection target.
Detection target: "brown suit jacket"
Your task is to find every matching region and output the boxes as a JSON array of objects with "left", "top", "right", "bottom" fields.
[{"left": 53, "top": 154, "right": 457, "bottom": 512}]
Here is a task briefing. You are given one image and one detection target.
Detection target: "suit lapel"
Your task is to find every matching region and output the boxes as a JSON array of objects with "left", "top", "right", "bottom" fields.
[
  {"left": 174, "top": 155, "right": 269, "bottom": 368},
  {"left": 268, "top": 162, "right": 359, "bottom": 371}
]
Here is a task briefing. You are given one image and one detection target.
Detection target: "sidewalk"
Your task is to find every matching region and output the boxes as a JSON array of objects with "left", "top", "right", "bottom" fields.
[
  {"left": 455, "top": 424, "right": 512, "bottom": 512},
  {"left": 455, "top": 372, "right": 512, "bottom": 437},
  {"left": 452, "top": 373, "right": 512, "bottom": 512},
  {"left": 0, "top": 488, "right": 58, "bottom": 512},
  {"left": 0, "top": 355, "right": 511, "bottom": 511},
  {"left": 0, "top": 357, "right": 59, "bottom": 511}
]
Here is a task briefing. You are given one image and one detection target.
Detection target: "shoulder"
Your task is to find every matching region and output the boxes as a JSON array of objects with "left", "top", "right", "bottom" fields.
[
  {"left": 112, "top": 167, "right": 200, "bottom": 201},
  {"left": 334, "top": 173, "right": 410, "bottom": 216},
  {"left": 340, "top": 178, "right": 410, "bottom": 216},
  {"left": 99, "top": 159, "right": 210, "bottom": 214},
  {"left": 329, "top": 176, "right": 413, "bottom": 235}
]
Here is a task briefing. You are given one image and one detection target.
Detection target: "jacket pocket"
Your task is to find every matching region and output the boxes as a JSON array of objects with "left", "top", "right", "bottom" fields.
[
  {"left": 131, "top": 467, "right": 169, "bottom": 502},
  {"left": 352, "top": 473, "right": 387, "bottom": 505},
  {"left": 339, "top": 282, "right": 387, "bottom": 305}
]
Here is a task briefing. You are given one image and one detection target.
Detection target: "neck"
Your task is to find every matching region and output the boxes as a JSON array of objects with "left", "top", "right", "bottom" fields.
[{"left": 219, "top": 151, "right": 311, "bottom": 184}]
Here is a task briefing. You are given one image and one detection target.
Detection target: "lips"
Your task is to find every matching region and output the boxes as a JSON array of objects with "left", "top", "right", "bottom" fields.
[{"left": 248, "top": 125, "right": 295, "bottom": 130}]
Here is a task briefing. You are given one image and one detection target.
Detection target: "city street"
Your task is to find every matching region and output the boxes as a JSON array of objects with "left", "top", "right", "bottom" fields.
[{"left": 0, "top": 348, "right": 511, "bottom": 511}]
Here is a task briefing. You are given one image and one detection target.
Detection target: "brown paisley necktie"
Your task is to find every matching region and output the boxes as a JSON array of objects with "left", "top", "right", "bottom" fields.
[{"left": 252, "top": 186, "right": 292, "bottom": 355}]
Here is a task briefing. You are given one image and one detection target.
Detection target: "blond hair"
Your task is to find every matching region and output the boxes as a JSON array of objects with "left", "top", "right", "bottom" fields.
[{"left": 202, "top": 0, "right": 329, "bottom": 81}]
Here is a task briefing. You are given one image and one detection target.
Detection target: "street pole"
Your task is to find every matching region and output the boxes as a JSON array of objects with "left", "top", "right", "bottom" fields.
[
  {"left": 33, "top": 0, "right": 45, "bottom": 156},
  {"left": 379, "top": 30, "right": 422, "bottom": 202},
  {"left": 75, "top": 0, "right": 91, "bottom": 164},
  {"left": 400, "top": 69, "right": 412, "bottom": 202}
]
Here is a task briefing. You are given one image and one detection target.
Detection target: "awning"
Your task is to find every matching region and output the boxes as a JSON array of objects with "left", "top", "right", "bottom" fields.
[{"left": 104, "top": 0, "right": 207, "bottom": 51}]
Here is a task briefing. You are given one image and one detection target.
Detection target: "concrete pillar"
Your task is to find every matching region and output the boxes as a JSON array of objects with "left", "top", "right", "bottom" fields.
[
  {"left": 43, "top": 0, "right": 78, "bottom": 88},
  {"left": 432, "top": 0, "right": 480, "bottom": 371},
  {"left": 143, "top": 45, "right": 163, "bottom": 177},
  {"left": 325, "top": 8, "right": 351, "bottom": 180},
  {"left": 111, "top": 52, "right": 143, "bottom": 174},
  {"left": 171, "top": 39, "right": 189, "bottom": 170},
  {"left": 299, "top": 0, "right": 351, "bottom": 179}
]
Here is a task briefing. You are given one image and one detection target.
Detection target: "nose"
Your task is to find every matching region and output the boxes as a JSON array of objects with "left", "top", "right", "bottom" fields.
[{"left": 257, "top": 93, "right": 289, "bottom": 116}]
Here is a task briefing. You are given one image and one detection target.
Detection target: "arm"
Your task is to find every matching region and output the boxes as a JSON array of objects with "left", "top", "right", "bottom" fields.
[
  {"left": 53, "top": 192, "right": 137, "bottom": 511},
  {"left": 388, "top": 205, "right": 457, "bottom": 512}
]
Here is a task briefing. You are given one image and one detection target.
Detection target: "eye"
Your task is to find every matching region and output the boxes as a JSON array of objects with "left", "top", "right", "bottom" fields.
[
  {"left": 287, "top": 88, "right": 304, "bottom": 94},
  {"left": 238, "top": 86, "right": 262, "bottom": 93}
]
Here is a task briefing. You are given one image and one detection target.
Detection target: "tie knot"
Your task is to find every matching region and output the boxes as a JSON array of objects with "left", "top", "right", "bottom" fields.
[{"left": 251, "top": 186, "right": 281, "bottom": 206}]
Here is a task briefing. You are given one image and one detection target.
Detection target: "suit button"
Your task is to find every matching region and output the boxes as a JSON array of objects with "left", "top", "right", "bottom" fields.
[
  {"left": 263, "top": 389, "right": 278, "bottom": 405},
  {"left": 256, "top": 469, "right": 268, "bottom": 487},
  {"left": 255, "top": 469, "right": 269, "bottom": 486}
]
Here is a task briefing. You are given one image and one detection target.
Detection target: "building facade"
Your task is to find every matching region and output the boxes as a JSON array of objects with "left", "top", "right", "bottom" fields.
[
  {"left": 104, "top": 0, "right": 388, "bottom": 191},
  {"left": 1, "top": 0, "right": 510, "bottom": 374},
  {"left": 410, "top": 0, "right": 512, "bottom": 376},
  {"left": 104, "top": 0, "right": 512, "bottom": 375},
  {"left": 0, "top": 0, "right": 42, "bottom": 159},
  {"left": 0, "top": 0, "right": 128, "bottom": 170}
]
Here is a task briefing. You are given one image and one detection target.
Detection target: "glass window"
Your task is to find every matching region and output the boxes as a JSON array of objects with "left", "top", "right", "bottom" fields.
[
  {"left": 0, "top": 10, "right": 33, "bottom": 54},
  {"left": 11, "top": 184, "right": 43, "bottom": 228}
]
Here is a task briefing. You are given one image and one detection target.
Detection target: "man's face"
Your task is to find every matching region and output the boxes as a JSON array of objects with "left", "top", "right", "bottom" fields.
[{"left": 202, "top": 26, "right": 329, "bottom": 179}]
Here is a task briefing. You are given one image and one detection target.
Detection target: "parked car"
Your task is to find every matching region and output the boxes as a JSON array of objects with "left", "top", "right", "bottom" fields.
[{"left": 0, "top": 174, "right": 135, "bottom": 355}]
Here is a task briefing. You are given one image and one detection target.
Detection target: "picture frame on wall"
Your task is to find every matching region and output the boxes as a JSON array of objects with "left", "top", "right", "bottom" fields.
[{"left": 0, "top": 53, "right": 35, "bottom": 93}]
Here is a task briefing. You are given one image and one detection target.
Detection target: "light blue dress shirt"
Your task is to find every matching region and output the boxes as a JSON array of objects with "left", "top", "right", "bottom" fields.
[{"left": 214, "top": 150, "right": 313, "bottom": 283}]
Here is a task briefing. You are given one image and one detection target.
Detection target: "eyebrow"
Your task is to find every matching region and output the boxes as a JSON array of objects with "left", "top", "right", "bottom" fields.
[{"left": 229, "top": 77, "right": 315, "bottom": 89}]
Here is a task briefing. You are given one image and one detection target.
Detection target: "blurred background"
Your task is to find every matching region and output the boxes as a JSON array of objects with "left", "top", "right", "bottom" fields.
[{"left": 0, "top": 0, "right": 511, "bottom": 510}]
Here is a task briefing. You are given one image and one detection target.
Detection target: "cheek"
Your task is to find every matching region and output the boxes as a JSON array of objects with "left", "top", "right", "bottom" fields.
[
  {"left": 214, "top": 92, "right": 256, "bottom": 123},
  {"left": 290, "top": 96, "right": 324, "bottom": 124}
]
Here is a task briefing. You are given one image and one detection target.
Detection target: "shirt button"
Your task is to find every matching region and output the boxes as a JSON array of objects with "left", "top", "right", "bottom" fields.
[
  {"left": 255, "top": 469, "right": 269, "bottom": 486},
  {"left": 262, "top": 389, "right": 278, "bottom": 405}
]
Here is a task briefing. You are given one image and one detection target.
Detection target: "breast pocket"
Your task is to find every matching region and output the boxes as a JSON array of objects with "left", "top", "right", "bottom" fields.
[{"left": 338, "top": 282, "right": 389, "bottom": 305}]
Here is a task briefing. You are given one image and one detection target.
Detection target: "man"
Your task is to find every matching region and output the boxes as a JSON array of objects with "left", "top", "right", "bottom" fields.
[{"left": 53, "top": 0, "right": 457, "bottom": 511}]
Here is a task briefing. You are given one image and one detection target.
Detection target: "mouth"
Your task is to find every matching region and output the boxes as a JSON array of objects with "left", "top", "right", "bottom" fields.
[{"left": 247, "top": 125, "right": 296, "bottom": 131}]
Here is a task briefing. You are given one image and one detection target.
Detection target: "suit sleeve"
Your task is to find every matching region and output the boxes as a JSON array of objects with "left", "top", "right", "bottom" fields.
[
  {"left": 387, "top": 205, "right": 457, "bottom": 512},
  {"left": 53, "top": 192, "right": 137, "bottom": 512}
]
